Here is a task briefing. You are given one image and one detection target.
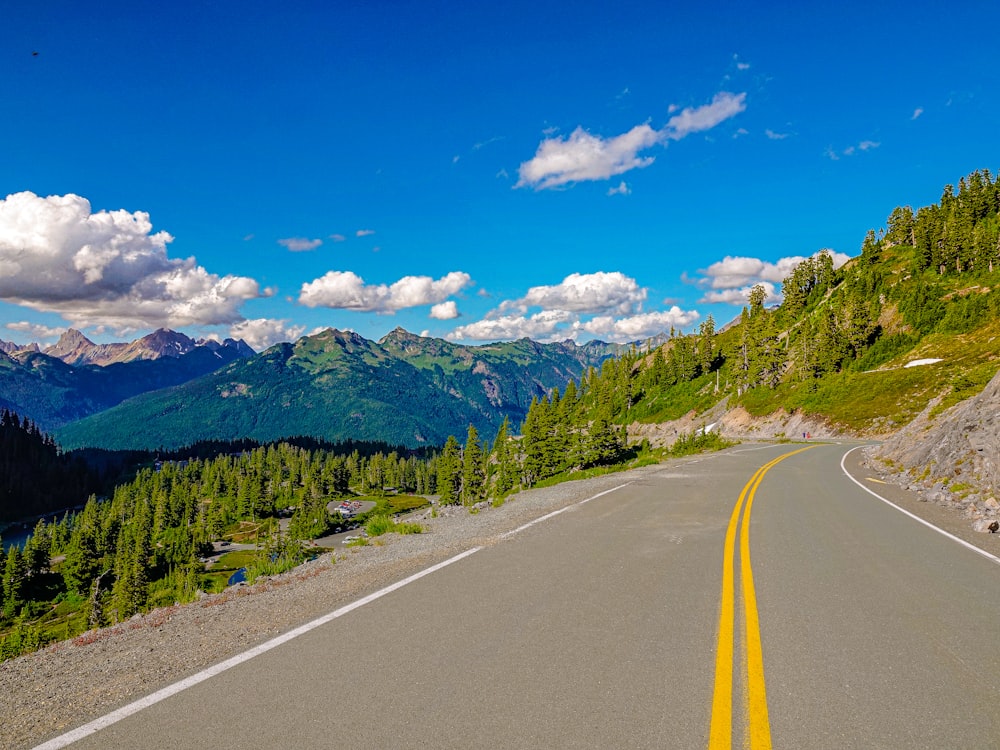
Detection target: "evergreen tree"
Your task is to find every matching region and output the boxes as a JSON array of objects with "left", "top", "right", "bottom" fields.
[
  {"left": 461, "top": 425, "right": 485, "bottom": 506},
  {"left": 2, "top": 546, "right": 26, "bottom": 619},
  {"left": 436, "top": 436, "right": 462, "bottom": 505},
  {"left": 489, "top": 417, "right": 518, "bottom": 499}
]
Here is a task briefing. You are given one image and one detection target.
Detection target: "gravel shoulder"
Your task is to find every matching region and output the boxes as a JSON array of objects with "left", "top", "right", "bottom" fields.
[
  {"left": 0, "top": 467, "right": 661, "bottom": 750},
  {"left": 4, "top": 443, "right": 998, "bottom": 749}
]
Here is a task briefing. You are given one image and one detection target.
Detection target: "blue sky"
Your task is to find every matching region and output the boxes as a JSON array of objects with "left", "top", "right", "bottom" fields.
[{"left": 1, "top": 0, "right": 998, "bottom": 351}]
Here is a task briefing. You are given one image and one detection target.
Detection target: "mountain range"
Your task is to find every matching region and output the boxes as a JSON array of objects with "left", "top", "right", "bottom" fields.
[
  {"left": 0, "top": 329, "right": 255, "bottom": 431},
  {"left": 52, "top": 327, "right": 617, "bottom": 451}
]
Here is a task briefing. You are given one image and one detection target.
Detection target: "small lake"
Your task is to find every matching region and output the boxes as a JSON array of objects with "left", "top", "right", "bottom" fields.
[{"left": 1, "top": 524, "right": 32, "bottom": 552}]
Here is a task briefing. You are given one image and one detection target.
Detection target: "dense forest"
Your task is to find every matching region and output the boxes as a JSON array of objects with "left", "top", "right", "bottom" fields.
[
  {"left": 0, "top": 410, "right": 104, "bottom": 522},
  {"left": 0, "top": 403, "right": 652, "bottom": 658}
]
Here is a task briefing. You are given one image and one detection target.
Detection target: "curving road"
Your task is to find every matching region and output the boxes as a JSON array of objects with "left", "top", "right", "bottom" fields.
[{"left": 36, "top": 443, "right": 1000, "bottom": 749}]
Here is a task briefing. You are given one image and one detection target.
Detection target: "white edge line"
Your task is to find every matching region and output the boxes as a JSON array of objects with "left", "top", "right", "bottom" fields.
[
  {"left": 500, "top": 481, "right": 633, "bottom": 539},
  {"left": 32, "top": 546, "right": 483, "bottom": 750},
  {"left": 840, "top": 446, "right": 1000, "bottom": 567},
  {"left": 33, "top": 480, "right": 635, "bottom": 749}
]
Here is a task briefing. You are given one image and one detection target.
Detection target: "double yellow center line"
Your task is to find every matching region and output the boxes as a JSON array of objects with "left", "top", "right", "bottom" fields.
[{"left": 709, "top": 447, "right": 815, "bottom": 749}]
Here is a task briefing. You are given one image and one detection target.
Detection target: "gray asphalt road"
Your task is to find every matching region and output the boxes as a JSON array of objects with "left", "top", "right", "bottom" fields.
[{"left": 48, "top": 444, "right": 1000, "bottom": 749}]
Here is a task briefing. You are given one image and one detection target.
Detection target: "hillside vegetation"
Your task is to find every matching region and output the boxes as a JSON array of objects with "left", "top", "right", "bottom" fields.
[
  {"left": 565, "top": 169, "right": 1000, "bottom": 438},
  {"left": 55, "top": 328, "right": 613, "bottom": 451}
]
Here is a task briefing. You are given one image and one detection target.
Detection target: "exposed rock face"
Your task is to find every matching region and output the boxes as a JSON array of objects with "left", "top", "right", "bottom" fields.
[
  {"left": 0, "top": 338, "right": 39, "bottom": 355},
  {"left": 43, "top": 328, "right": 254, "bottom": 366},
  {"left": 874, "top": 367, "right": 1000, "bottom": 495},
  {"left": 627, "top": 399, "right": 842, "bottom": 448}
]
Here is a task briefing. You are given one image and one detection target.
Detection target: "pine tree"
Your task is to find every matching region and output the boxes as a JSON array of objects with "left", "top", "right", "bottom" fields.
[
  {"left": 489, "top": 417, "right": 518, "bottom": 498},
  {"left": 436, "top": 436, "right": 462, "bottom": 505},
  {"left": 2, "top": 546, "right": 26, "bottom": 619},
  {"left": 461, "top": 425, "right": 485, "bottom": 506}
]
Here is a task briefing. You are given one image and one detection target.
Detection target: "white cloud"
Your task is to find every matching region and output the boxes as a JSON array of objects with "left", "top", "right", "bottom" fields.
[
  {"left": 447, "top": 310, "right": 574, "bottom": 342},
  {"left": 278, "top": 237, "right": 322, "bottom": 252},
  {"left": 911, "top": 107, "right": 924, "bottom": 120},
  {"left": 0, "top": 192, "right": 266, "bottom": 332},
  {"left": 700, "top": 282, "right": 781, "bottom": 305},
  {"left": 429, "top": 300, "right": 459, "bottom": 320},
  {"left": 329, "top": 233, "right": 347, "bottom": 242},
  {"left": 517, "top": 90, "right": 746, "bottom": 190},
  {"left": 607, "top": 181, "right": 631, "bottom": 196},
  {"left": 765, "top": 129, "right": 790, "bottom": 140},
  {"left": 695, "top": 250, "right": 851, "bottom": 305},
  {"left": 356, "top": 229, "right": 375, "bottom": 237},
  {"left": 446, "top": 270, "right": 699, "bottom": 343},
  {"left": 577, "top": 308, "right": 700, "bottom": 340},
  {"left": 229, "top": 318, "right": 306, "bottom": 350},
  {"left": 501, "top": 272, "right": 647, "bottom": 316},
  {"left": 701, "top": 255, "right": 800, "bottom": 290},
  {"left": 733, "top": 128, "right": 749, "bottom": 139},
  {"left": 5, "top": 321, "right": 65, "bottom": 340},
  {"left": 827, "top": 139, "right": 881, "bottom": 160},
  {"left": 516, "top": 124, "right": 661, "bottom": 190},
  {"left": 299, "top": 270, "right": 473, "bottom": 313},
  {"left": 664, "top": 92, "right": 747, "bottom": 140}
]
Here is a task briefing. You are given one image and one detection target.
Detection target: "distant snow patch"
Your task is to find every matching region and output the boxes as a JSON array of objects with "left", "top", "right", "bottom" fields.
[{"left": 904, "top": 358, "right": 943, "bottom": 368}]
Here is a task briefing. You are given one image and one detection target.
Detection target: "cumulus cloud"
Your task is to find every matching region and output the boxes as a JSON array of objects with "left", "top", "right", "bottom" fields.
[
  {"left": 356, "top": 229, "right": 375, "bottom": 237},
  {"left": 516, "top": 91, "right": 746, "bottom": 190},
  {"left": 577, "top": 308, "right": 700, "bottom": 339},
  {"left": 447, "top": 310, "right": 574, "bottom": 342},
  {"left": 765, "top": 129, "right": 790, "bottom": 140},
  {"left": 607, "top": 181, "right": 631, "bottom": 196},
  {"left": 0, "top": 192, "right": 266, "bottom": 331},
  {"left": 298, "top": 270, "right": 473, "bottom": 313},
  {"left": 278, "top": 237, "right": 322, "bottom": 252},
  {"left": 700, "top": 282, "right": 781, "bottom": 305},
  {"left": 516, "top": 124, "right": 660, "bottom": 190},
  {"left": 228, "top": 318, "right": 306, "bottom": 350},
  {"left": 329, "top": 233, "right": 347, "bottom": 242},
  {"left": 695, "top": 250, "right": 851, "bottom": 304},
  {"left": 447, "top": 270, "right": 699, "bottom": 344},
  {"left": 429, "top": 300, "right": 460, "bottom": 320},
  {"left": 911, "top": 107, "right": 924, "bottom": 120},
  {"left": 5, "top": 321, "right": 65, "bottom": 341},
  {"left": 500, "top": 272, "right": 647, "bottom": 316}
]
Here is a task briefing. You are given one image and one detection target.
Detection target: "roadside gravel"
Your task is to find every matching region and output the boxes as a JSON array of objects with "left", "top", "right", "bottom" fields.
[{"left": 0, "top": 467, "right": 659, "bottom": 750}]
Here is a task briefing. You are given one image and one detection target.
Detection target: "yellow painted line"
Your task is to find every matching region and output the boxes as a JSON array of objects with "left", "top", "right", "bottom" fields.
[{"left": 709, "top": 446, "right": 815, "bottom": 749}]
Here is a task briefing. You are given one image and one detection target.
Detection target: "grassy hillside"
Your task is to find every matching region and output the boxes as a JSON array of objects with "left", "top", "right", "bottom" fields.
[{"left": 572, "top": 170, "right": 1000, "bottom": 435}]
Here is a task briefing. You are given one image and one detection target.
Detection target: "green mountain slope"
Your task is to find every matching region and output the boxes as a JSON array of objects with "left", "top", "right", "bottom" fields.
[
  {"left": 55, "top": 328, "right": 613, "bottom": 450},
  {"left": 573, "top": 169, "right": 1000, "bottom": 438}
]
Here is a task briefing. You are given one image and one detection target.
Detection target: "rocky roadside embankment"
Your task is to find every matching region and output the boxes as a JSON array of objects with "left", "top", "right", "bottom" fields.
[
  {"left": 869, "top": 367, "right": 1000, "bottom": 533},
  {"left": 627, "top": 396, "right": 853, "bottom": 450}
]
